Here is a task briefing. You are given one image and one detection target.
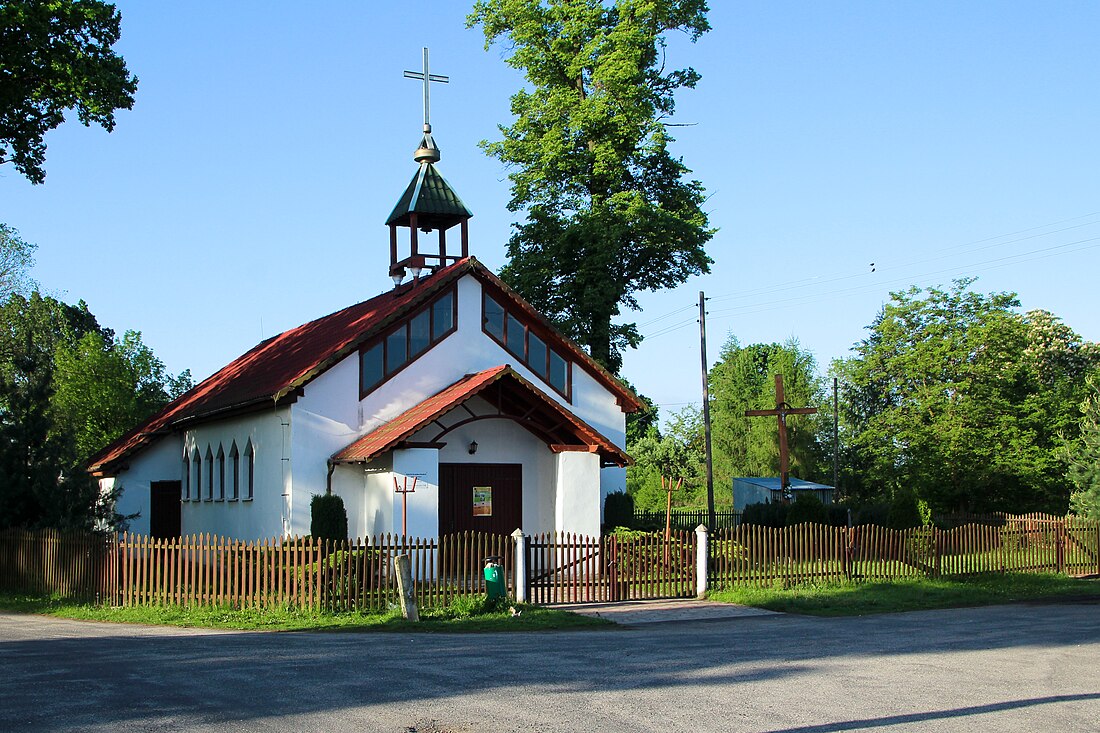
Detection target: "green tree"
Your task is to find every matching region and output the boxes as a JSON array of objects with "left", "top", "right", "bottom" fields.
[
  {"left": 468, "top": 0, "right": 714, "bottom": 372},
  {"left": 1066, "top": 376, "right": 1100, "bottom": 519},
  {"left": 0, "top": 0, "right": 138, "bottom": 184},
  {"left": 626, "top": 406, "right": 706, "bottom": 510},
  {"left": 0, "top": 292, "right": 189, "bottom": 529},
  {"left": 836, "top": 279, "right": 1099, "bottom": 514},
  {"left": 0, "top": 224, "right": 37, "bottom": 299},
  {"left": 709, "top": 337, "right": 828, "bottom": 490},
  {"left": 53, "top": 330, "right": 192, "bottom": 464}
]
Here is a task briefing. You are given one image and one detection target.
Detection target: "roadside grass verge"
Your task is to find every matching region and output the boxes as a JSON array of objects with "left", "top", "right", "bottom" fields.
[
  {"left": 0, "top": 594, "right": 612, "bottom": 633},
  {"left": 708, "top": 573, "right": 1100, "bottom": 616}
]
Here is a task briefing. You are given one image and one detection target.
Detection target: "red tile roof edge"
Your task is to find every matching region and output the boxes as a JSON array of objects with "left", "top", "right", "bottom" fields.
[
  {"left": 87, "top": 256, "right": 640, "bottom": 475},
  {"left": 331, "top": 365, "right": 630, "bottom": 466}
]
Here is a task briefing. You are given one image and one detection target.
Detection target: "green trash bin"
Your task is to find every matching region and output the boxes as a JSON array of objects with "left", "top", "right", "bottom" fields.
[{"left": 483, "top": 556, "right": 506, "bottom": 600}]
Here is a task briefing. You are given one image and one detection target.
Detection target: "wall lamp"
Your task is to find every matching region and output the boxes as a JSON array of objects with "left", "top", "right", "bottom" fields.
[{"left": 468, "top": 441, "right": 478, "bottom": 455}]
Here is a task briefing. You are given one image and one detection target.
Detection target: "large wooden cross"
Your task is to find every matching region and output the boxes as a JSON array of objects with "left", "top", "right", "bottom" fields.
[{"left": 745, "top": 374, "right": 818, "bottom": 492}]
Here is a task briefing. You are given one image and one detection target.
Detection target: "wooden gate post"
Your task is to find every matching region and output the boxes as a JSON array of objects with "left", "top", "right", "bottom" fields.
[
  {"left": 512, "top": 529, "right": 526, "bottom": 604},
  {"left": 695, "top": 524, "right": 709, "bottom": 598},
  {"left": 393, "top": 554, "right": 419, "bottom": 621}
]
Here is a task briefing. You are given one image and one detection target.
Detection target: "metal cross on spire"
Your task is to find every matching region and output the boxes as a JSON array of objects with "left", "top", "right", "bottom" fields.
[{"left": 403, "top": 47, "right": 449, "bottom": 133}]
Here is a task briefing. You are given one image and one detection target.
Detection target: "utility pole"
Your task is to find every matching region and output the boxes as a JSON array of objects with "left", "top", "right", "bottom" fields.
[
  {"left": 833, "top": 377, "right": 839, "bottom": 494},
  {"left": 699, "top": 291, "right": 715, "bottom": 530}
]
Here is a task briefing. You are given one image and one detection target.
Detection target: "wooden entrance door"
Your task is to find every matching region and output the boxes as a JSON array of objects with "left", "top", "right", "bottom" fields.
[
  {"left": 439, "top": 464, "right": 522, "bottom": 536},
  {"left": 149, "top": 481, "right": 182, "bottom": 539}
]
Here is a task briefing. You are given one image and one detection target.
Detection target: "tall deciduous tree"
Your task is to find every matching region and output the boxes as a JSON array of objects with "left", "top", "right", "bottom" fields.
[
  {"left": 836, "top": 279, "right": 1099, "bottom": 514},
  {"left": 0, "top": 0, "right": 138, "bottom": 184},
  {"left": 1065, "top": 376, "right": 1100, "bottom": 519},
  {"left": 0, "top": 224, "right": 36, "bottom": 299},
  {"left": 0, "top": 292, "right": 190, "bottom": 530},
  {"left": 468, "top": 0, "right": 714, "bottom": 372},
  {"left": 709, "top": 337, "right": 828, "bottom": 490}
]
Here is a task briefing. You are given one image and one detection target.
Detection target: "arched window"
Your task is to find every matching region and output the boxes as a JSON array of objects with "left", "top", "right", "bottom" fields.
[
  {"left": 244, "top": 439, "right": 255, "bottom": 501},
  {"left": 192, "top": 449, "right": 201, "bottom": 501},
  {"left": 182, "top": 455, "right": 190, "bottom": 501},
  {"left": 216, "top": 445, "right": 226, "bottom": 501},
  {"left": 229, "top": 442, "right": 240, "bottom": 501},
  {"left": 205, "top": 447, "right": 214, "bottom": 501}
]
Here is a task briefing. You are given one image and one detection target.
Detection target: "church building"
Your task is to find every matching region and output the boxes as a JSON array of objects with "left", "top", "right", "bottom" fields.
[{"left": 87, "top": 57, "right": 639, "bottom": 540}]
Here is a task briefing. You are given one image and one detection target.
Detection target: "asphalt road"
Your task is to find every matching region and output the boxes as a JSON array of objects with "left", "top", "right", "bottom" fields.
[{"left": 2, "top": 602, "right": 1099, "bottom": 732}]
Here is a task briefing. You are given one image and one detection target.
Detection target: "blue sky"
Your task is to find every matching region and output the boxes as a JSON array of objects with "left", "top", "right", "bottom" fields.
[{"left": 2, "top": 1, "right": 1098, "bottom": 423}]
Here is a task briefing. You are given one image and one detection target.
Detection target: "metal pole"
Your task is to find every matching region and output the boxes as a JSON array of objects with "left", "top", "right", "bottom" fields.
[
  {"left": 699, "top": 291, "right": 715, "bottom": 530},
  {"left": 833, "top": 377, "right": 839, "bottom": 495}
]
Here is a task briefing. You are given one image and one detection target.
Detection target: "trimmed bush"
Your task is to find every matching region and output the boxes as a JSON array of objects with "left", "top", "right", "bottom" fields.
[
  {"left": 310, "top": 493, "right": 348, "bottom": 541},
  {"left": 603, "top": 491, "right": 634, "bottom": 529},
  {"left": 888, "top": 488, "right": 926, "bottom": 529},
  {"left": 742, "top": 501, "right": 788, "bottom": 528},
  {"left": 786, "top": 493, "right": 827, "bottom": 526}
]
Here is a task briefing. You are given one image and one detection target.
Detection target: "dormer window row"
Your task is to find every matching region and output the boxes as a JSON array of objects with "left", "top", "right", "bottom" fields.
[
  {"left": 360, "top": 286, "right": 457, "bottom": 397},
  {"left": 482, "top": 292, "right": 571, "bottom": 400}
]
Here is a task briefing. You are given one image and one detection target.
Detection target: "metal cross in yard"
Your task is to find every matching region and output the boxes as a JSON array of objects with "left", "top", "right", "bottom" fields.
[
  {"left": 393, "top": 475, "right": 418, "bottom": 536},
  {"left": 745, "top": 374, "right": 818, "bottom": 494},
  {"left": 403, "top": 47, "right": 448, "bottom": 132}
]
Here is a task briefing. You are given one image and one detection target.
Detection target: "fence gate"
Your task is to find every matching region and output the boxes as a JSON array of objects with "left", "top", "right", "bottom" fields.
[{"left": 525, "top": 531, "right": 696, "bottom": 604}]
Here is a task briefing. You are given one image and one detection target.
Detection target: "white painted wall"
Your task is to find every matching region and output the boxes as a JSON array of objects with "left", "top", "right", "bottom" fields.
[
  {"left": 107, "top": 435, "right": 184, "bottom": 536},
  {"left": 179, "top": 409, "right": 289, "bottom": 540},
  {"left": 554, "top": 451, "right": 602, "bottom": 537},
  {"left": 389, "top": 448, "right": 439, "bottom": 538}
]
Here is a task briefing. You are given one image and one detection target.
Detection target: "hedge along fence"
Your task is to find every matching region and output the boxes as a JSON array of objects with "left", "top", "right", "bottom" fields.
[{"left": 707, "top": 516, "right": 1100, "bottom": 589}]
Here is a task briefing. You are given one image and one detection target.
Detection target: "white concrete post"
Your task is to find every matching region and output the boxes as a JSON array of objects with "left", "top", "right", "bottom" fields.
[
  {"left": 695, "top": 523, "right": 709, "bottom": 598},
  {"left": 512, "top": 528, "right": 527, "bottom": 604}
]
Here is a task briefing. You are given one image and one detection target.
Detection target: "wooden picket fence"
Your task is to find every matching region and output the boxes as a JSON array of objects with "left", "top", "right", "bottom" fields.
[
  {"left": 112, "top": 531, "right": 513, "bottom": 611},
  {"left": 525, "top": 530, "right": 697, "bottom": 604},
  {"left": 0, "top": 529, "right": 116, "bottom": 603},
  {"left": 2, "top": 515, "right": 1097, "bottom": 610},
  {"left": 708, "top": 516, "right": 1100, "bottom": 588}
]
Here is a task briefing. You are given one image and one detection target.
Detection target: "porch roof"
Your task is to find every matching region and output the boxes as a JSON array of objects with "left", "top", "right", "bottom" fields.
[{"left": 331, "top": 365, "right": 631, "bottom": 467}]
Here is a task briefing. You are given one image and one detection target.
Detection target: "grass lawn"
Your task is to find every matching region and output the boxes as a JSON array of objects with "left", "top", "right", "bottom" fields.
[
  {"left": 0, "top": 594, "right": 613, "bottom": 633},
  {"left": 708, "top": 572, "right": 1100, "bottom": 616}
]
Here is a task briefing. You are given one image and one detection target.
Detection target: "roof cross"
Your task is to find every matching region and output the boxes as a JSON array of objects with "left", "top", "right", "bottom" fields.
[
  {"left": 403, "top": 47, "right": 448, "bottom": 133},
  {"left": 745, "top": 374, "right": 818, "bottom": 493}
]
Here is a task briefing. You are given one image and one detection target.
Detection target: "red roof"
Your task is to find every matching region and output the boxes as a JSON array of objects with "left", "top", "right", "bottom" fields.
[
  {"left": 332, "top": 365, "right": 630, "bottom": 466},
  {"left": 88, "top": 258, "right": 640, "bottom": 475}
]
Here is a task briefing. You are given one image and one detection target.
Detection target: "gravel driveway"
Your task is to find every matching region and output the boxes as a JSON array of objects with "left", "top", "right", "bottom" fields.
[{"left": 1, "top": 601, "right": 1098, "bottom": 732}]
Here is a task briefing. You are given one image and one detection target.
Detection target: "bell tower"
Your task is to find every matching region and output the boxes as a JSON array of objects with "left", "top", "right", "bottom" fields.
[{"left": 386, "top": 48, "right": 473, "bottom": 286}]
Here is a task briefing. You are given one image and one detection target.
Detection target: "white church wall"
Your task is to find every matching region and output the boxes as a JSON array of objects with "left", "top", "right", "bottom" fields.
[
  {"left": 554, "top": 451, "right": 602, "bottom": 538},
  {"left": 108, "top": 434, "right": 184, "bottom": 536},
  {"left": 288, "top": 354, "right": 362, "bottom": 536},
  {"left": 392, "top": 448, "right": 440, "bottom": 538},
  {"left": 329, "top": 453, "right": 394, "bottom": 539},
  {"left": 181, "top": 409, "right": 288, "bottom": 540}
]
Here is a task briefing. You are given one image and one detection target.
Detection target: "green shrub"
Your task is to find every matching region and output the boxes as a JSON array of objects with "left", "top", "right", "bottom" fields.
[
  {"left": 854, "top": 502, "right": 890, "bottom": 526},
  {"left": 603, "top": 491, "right": 634, "bottom": 529},
  {"left": 310, "top": 493, "right": 348, "bottom": 541},
  {"left": 742, "top": 501, "right": 788, "bottom": 528},
  {"left": 888, "top": 488, "right": 926, "bottom": 529},
  {"left": 786, "top": 493, "right": 827, "bottom": 525},
  {"left": 825, "top": 503, "right": 851, "bottom": 527}
]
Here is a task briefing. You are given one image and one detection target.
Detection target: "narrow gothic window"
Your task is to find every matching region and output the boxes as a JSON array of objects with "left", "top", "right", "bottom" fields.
[
  {"left": 244, "top": 440, "right": 255, "bottom": 501},
  {"left": 216, "top": 445, "right": 226, "bottom": 501},
  {"left": 229, "top": 442, "right": 240, "bottom": 501}
]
